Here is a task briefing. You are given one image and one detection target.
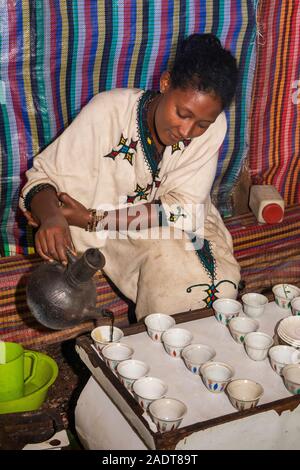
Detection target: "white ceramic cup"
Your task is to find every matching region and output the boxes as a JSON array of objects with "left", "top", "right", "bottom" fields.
[
  {"left": 200, "top": 361, "right": 234, "bottom": 393},
  {"left": 148, "top": 397, "right": 187, "bottom": 433},
  {"left": 282, "top": 364, "right": 300, "bottom": 395},
  {"left": 182, "top": 344, "right": 216, "bottom": 374},
  {"left": 228, "top": 316, "right": 259, "bottom": 344},
  {"left": 162, "top": 328, "right": 193, "bottom": 358},
  {"left": 91, "top": 325, "right": 124, "bottom": 352},
  {"left": 272, "top": 284, "right": 300, "bottom": 309},
  {"left": 117, "top": 359, "right": 149, "bottom": 391},
  {"left": 144, "top": 313, "right": 176, "bottom": 342},
  {"left": 227, "top": 379, "right": 264, "bottom": 411},
  {"left": 212, "top": 298, "right": 242, "bottom": 325},
  {"left": 269, "top": 345, "right": 300, "bottom": 375},
  {"left": 241, "top": 293, "right": 268, "bottom": 318},
  {"left": 101, "top": 343, "right": 134, "bottom": 372},
  {"left": 132, "top": 377, "right": 168, "bottom": 410},
  {"left": 244, "top": 332, "right": 274, "bottom": 361},
  {"left": 291, "top": 297, "right": 300, "bottom": 316}
]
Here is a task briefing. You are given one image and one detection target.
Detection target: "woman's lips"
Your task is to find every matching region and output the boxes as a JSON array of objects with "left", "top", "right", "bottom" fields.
[{"left": 169, "top": 131, "right": 181, "bottom": 142}]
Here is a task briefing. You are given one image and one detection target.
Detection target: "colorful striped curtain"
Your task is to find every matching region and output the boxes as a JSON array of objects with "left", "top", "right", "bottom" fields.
[
  {"left": 249, "top": 0, "right": 300, "bottom": 205},
  {"left": 0, "top": 0, "right": 257, "bottom": 256}
]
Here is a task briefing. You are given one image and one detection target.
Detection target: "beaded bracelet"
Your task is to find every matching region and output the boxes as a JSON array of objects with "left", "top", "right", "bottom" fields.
[
  {"left": 23, "top": 183, "right": 57, "bottom": 211},
  {"left": 85, "top": 209, "right": 108, "bottom": 232}
]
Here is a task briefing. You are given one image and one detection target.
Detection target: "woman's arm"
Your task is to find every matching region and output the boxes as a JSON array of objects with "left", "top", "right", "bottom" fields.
[
  {"left": 58, "top": 193, "right": 160, "bottom": 232},
  {"left": 30, "top": 188, "right": 76, "bottom": 264}
]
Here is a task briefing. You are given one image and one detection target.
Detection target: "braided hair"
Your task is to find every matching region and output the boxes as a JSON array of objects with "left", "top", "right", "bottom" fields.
[{"left": 170, "top": 33, "right": 238, "bottom": 109}]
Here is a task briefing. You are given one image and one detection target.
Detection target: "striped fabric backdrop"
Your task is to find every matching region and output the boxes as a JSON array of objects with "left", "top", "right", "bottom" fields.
[
  {"left": 0, "top": 0, "right": 258, "bottom": 256},
  {"left": 249, "top": 0, "right": 300, "bottom": 205}
]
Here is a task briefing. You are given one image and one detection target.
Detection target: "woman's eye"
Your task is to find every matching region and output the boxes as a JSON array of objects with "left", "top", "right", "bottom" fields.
[{"left": 177, "top": 110, "right": 189, "bottom": 119}]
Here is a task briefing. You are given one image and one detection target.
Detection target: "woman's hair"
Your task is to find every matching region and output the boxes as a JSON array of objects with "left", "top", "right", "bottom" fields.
[{"left": 170, "top": 33, "right": 238, "bottom": 109}]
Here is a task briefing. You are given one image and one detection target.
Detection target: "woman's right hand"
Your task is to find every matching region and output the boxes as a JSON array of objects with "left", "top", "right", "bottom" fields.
[{"left": 35, "top": 214, "right": 75, "bottom": 265}]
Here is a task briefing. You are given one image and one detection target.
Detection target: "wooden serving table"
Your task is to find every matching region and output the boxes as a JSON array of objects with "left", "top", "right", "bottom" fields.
[{"left": 75, "top": 303, "right": 300, "bottom": 450}]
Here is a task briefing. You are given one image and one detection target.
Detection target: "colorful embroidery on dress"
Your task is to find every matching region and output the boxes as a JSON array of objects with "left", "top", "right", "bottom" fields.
[
  {"left": 171, "top": 142, "right": 181, "bottom": 154},
  {"left": 168, "top": 206, "right": 187, "bottom": 223},
  {"left": 171, "top": 139, "right": 191, "bottom": 154},
  {"left": 127, "top": 183, "right": 153, "bottom": 204},
  {"left": 104, "top": 134, "right": 138, "bottom": 166},
  {"left": 186, "top": 236, "right": 236, "bottom": 307}
]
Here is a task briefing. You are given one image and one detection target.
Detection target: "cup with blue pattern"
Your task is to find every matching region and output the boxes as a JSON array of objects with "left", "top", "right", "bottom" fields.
[
  {"left": 200, "top": 361, "right": 234, "bottom": 393},
  {"left": 182, "top": 344, "right": 216, "bottom": 374}
]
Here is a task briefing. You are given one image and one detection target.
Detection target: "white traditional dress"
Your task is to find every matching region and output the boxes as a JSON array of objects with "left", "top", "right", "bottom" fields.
[{"left": 20, "top": 88, "right": 240, "bottom": 320}]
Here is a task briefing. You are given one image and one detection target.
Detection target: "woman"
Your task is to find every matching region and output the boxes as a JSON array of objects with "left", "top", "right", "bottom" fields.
[{"left": 20, "top": 33, "right": 240, "bottom": 320}]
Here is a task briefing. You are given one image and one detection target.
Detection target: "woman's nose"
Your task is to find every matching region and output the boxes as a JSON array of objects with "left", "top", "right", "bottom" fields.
[{"left": 178, "top": 122, "right": 193, "bottom": 139}]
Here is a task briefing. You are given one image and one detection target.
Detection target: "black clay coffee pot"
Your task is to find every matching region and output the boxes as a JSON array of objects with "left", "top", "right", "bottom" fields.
[{"left": 26, "top": 248, "right": 113, "bottom": 330}]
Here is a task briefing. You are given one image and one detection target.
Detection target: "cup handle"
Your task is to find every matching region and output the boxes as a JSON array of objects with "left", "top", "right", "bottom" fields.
[{"left": 24, "top": 351, "right": 39, "bottom": 384}]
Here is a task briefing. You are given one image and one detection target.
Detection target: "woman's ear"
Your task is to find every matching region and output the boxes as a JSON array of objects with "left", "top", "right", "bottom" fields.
[{"left": 160, "top": 71, "right": 171, "bottom": 94}]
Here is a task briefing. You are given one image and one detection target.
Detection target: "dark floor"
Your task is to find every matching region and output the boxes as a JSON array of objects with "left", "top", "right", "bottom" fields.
[{"left": 43, "top": 339, "right": 90, "bottom": 430}]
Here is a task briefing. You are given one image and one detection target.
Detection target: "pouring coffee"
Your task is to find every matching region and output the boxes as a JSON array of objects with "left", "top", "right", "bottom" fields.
[{"left": 26, "top": 248, "right": 113, "bottom": 330}]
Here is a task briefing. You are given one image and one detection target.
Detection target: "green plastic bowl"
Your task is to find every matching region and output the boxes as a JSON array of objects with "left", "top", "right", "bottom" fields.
[{"left": 0, "top": 351, "right": 58, "bottom": 414}]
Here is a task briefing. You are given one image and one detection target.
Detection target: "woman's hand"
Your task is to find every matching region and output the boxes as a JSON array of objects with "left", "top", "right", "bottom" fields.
[
  {"left": 58, "top": 192, "right": 90, "bottom": 229},
  {"left": 23, "top": 210, "right": 39, "bottom": 228},
  {"left": 35, "top": 214, "right": 76, "bottom": 265}
]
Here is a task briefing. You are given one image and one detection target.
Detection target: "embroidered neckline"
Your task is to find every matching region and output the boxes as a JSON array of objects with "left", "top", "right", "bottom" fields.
[
  {"left": 137, "top": 90, "right": 193, "bottom": 176},
  {"left": 137, "top": 90, "right": 162, "bottom": 176}
]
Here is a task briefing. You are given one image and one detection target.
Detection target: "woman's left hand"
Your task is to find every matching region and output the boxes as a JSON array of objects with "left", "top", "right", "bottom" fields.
[
  {"left": 23, "top": 210, "right": 39, "bottom": 228},
  {"left": 58, "top": 192, "right": 90, "bottom": 229}
]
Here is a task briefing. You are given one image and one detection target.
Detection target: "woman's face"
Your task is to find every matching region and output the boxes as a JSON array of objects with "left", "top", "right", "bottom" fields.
[{"left": 155, "top": 71, "right": 223, "bottom": 146}]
